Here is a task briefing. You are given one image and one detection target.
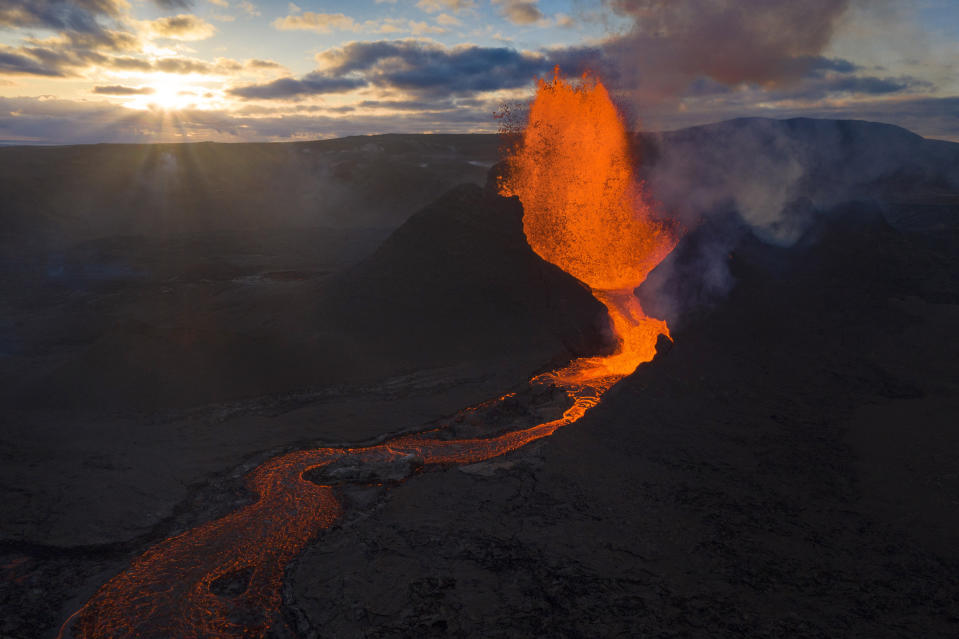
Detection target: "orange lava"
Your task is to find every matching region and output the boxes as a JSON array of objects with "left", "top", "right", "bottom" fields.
[
  {"left": 59, "top": 387, "right": 606, "bottom": 639},
  {"left": 500, "top": 68, "right": 679, "bottom": 381},
  {"left": 59, "top": 70, "right": 679, "bottom": 639}
]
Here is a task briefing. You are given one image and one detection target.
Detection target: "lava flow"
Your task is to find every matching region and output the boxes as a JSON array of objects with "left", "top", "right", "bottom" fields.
[{"left": 59, "top": 71, "right": 679, "bottom": 639}]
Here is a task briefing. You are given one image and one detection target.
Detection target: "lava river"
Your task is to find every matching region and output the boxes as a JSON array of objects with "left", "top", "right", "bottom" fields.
[{"left": 59, "top": 71, "right": 680, "bottom": 639}]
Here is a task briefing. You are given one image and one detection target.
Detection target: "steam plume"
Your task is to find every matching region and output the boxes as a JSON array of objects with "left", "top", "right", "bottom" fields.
[{"left": 604, "top": 0, "right": 852, "bottom": 100}]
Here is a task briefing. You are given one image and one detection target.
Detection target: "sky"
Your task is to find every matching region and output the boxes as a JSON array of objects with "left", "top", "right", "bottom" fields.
[{"left": 0, "top": 0, "right": 957, "bottom": 144}]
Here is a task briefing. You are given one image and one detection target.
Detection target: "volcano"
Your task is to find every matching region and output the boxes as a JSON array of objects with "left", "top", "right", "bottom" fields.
[{"left": 1, "top": 114, "right": 957, "bottom": 638}]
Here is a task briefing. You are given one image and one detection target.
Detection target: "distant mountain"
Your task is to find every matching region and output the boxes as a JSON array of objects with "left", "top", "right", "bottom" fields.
[
  {"left": 0, "top": 134, "right": 500, "bottom": 248},
  {"left": 3, "top": 118, "right": 956, "bottom": 253},
  {"left": 638, "top": 117, "right": 959, "bottom": 239}
]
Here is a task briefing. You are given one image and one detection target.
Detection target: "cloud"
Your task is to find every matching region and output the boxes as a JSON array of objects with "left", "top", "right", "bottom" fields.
[
  {"left": 0, "top": 0, "right": 123, "bottom": 32},
  {"left": 0, "top": 43, "right": 264, "bottom": 78},
  {"left": 93, "top": 85, "right": 155, "bottom": 95},
  {"left": 0, "top": 33, "right": 143, "bottom": 77},
  {"left": 231, "top": 39, "right": 616, "bottom": 102},
  {"left": 272, "top": 11, "right": 448, "bottom": 35},
  {"left": 315, "top": 39, "right": 552, "bottom": 96},
  {"left": 0, "top": 45, "right": 67, "bottom": 76},
  {"left": 155, "top": 56, "right": 214, "bottom": 73},
  {"left": 273, "top": 12, "right": 357, "bottom": 33},
  {"left": 493, "top": 0, "right": 543, "bottom": 25},
  {"left": 237, "top": 1, "right": 260, "bottom": 17},
  {"left": 806, "top": 56, "right": 862, "bottom": 75},
  {"left": 0, "top": 0, "right": 143, "bottom": 50},
  {"left": 416, "top": 0, "right": 475, "bottom": 14},
  {"left": 145, "top": 14, "right": 217, "bottom": 41},
  {"left": 154, "top": 0, "right": 193, "bottom": 8},
  {"left": 799, "top": 74, "right": 934, "bottom": 99},
  {"left": 246, "top": 58, "right": 284, "bottom": 70},
  {"left": 228, "top": 73, "right": 367, "bottom": 99},
  {"left": 28, "top": 27, "right": 139, "bottom": 52},
  {"left": 435, "top": 13, "right": 461, "bottom": 26},
  {"left": 405, "top": 20, "right": 446, "bottom": 35},
  {"left": 105, "top": 55, "right": 154, "bottom": 72},
  {"left": 213, "top": 57, "right": 242, "bottom": 72},
  {"left": 0, "top": 1, "right": 176, "bottom": 47}
]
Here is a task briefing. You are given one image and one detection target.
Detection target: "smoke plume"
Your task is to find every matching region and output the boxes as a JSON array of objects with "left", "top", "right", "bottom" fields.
[
  {"left": 590, "top": 1, "right": 856, "bottom": 321},
  {"left": 604, "top": 0, "right": 852, "bottom": 100}
]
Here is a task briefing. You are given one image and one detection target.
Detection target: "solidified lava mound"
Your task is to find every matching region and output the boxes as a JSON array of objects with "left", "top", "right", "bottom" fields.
[
  {"left": 319, "top": 182, "right": 610, "bottom": 375},
  {"left": 21, "top": 182, "right": 606, "bottom": 412}
]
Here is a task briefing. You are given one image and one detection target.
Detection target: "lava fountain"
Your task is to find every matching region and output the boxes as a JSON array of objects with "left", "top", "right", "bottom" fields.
[
  {"left": 58, "top": 71, "right": 680, "bottom": 639},
  {"left": 500, "top": 68, "right": 679, "bottom": 382}
]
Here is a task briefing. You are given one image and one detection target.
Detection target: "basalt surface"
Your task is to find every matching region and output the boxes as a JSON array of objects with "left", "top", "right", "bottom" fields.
[{"left": 285, "top": 205, "right": 959, "bottom": 638}]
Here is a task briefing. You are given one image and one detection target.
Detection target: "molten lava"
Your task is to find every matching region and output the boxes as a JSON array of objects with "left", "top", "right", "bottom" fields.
[
  {"left": 59, "top": 70, "right": 680, "bottom": 639},
  {"left": 500, "top": 69, "right": 679, "bottom": 380}
]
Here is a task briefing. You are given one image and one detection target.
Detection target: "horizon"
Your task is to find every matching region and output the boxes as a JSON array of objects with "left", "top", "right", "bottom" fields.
[
  {"left": 0, "top": 114, "right": 951, "bottom": 148},
  {"left": 1, "top": 0, "right": 958, "bottom": 144}
]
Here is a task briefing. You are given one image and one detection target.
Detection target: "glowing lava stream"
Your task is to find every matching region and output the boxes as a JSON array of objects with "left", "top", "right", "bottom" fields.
[{"left": 59, "top": 71, "right": 678, "bottom": 639}]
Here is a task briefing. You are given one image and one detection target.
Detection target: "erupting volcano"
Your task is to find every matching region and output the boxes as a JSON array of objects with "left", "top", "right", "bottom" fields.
[
  {"left": 58, "top": 72, "right": 680, "bottom": 639},
  {"left": 500, "top": 69, "right": 680, "bottom": 380}
]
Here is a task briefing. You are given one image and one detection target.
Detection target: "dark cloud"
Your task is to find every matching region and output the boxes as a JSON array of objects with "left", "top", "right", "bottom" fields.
[
  {"left": 0, "top": 39, "right": 117, "bottom": 77},
  {"left": 0, "top": 0, "right": 122, "bottom": 33},
  {"left": 224, "top": 37, "right": 894, "bottom": 107},
  {"left": 0, "top": 0, "right": 145, "bottom": 77},
  {"left": 0, "top": 1, "right": 148, "bottom": 51},
  {"left": 246, "top": 59, "right": 283, "bottom": 70},
  {"left": 155, "top": 57, "right": 212, "bottom": 74},
  {"left": 232, "top": 40, "right": 560, "bottom": 100},
  {"left": 66, "top": 28, "right": 137, "bottom": 51},
  {"left": 319, "top": 39, "right": 551, "bottom": 96},
  {"left": 0, "top": 0, "right": 195, "bottom": 75},
  {"left": 0, "top": 47, "right": 251, "bottom": 78},
  {"left": 107, "top": 55, "right": 153, "bottom": 72},
  {"left": 806, "top": 56, "right": 862, "bottom": 75},
  {"left": 0, "top": 46, "right": 66, "bottom": 76},
  {"left": 603, "top": 0, "right": 853, "bottom": 99},
  {"left": 814, "top": 74, "right": 933, "bottom": 96},
  {"left": 92, "top": 85, "right": 155, "bottom": 95},
  {"left": 357, "top": 99, "right": 457, "bottom": 111},
  {"left": 228, "top": 73, "right": 367, "bottom": 99}
]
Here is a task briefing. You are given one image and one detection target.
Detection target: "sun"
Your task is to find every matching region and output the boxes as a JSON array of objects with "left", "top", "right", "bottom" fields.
[{"left": 148, "top": 75, "right": 197, "bottom": 111}]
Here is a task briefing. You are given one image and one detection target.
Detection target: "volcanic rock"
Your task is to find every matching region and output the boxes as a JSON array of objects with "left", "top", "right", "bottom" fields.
[
  {"left": 17, "top": 183, "right": 604, "bottom": 412},
  {"left": 2, "top": 120, "right": 958, "bottom": 639},
  {"left": 0, "top": 179, "right": 604, "bottom": 558},
  {"left": 317, "top": 182, "right": 608, "bottom": 376},
  {"left": 286, "top": 199, "right": 959, "bottom": 638}
]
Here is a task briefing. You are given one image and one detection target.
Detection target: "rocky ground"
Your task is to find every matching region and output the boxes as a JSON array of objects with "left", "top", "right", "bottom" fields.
[
  {"left": 284, "top": 206, "right": 959, "bottom": 638},
  {"left": 1, "top": 122, "right": 957, "bottom": 638}
]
